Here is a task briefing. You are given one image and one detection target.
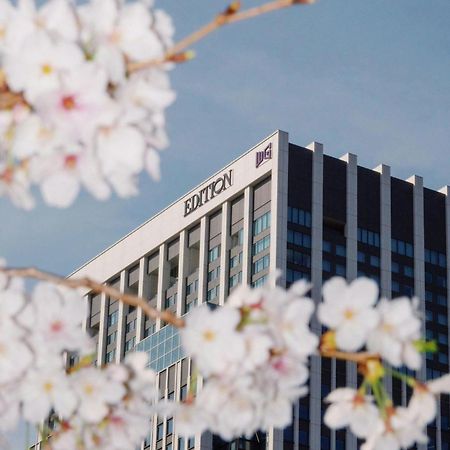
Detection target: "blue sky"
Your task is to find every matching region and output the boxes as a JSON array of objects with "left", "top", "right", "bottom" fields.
[{"left": 2, "top": 0, "right": 450, "bottom": 447}]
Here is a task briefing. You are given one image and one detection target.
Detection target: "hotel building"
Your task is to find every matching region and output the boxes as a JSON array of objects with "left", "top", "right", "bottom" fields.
[{"left": 70, "top": 130, "right": 450, "bottom": 450}]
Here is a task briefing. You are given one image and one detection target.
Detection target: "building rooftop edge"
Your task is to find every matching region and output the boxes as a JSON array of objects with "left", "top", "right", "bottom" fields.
[
  {"left": 68, "top": 129, "right": 284, "bottom": 278},
  {"left": 69, "top": 131, "right": 450, "bottom": 279}
]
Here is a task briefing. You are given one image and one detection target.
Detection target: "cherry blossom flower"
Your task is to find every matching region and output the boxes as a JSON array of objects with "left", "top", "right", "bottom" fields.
[
  {"left": 0, "top": 318, "right": 33, "bottom": 384},
  {"left": 96, "top": 125, "right": 145, "bottom": 197},
  {"left": 318, "top": 277, "right": 380, "bottom": 352},
  {"left": 181, "top": 305, "right": 247, "bottom": 376},
  {"left": 30, "top": 148, "right": 111, "bottom": 208},
  {"left": 324, "top": 388, "right": 379, "bottom": 438},
  {"left": 20, "top": 366, "right": 77, "bottom": 423},
  {"left": 0, "top": 0, "right": 175, "bottom": 208},
  {"left": 79, "top": 0, "right": 165, "bottom": 83},
  {"left": 0, "top": 164, "right": 35, "bottom": 210},
  {"left": 407, "top": 374, "right": 450, "bottom": 426},
  {"left": 26, "top": 282, "right": 90, "bottom": 355},
  {"left": 361, "top": 407, "right": 428, "bottom": 450},
  {"left": 35, "top": 63, "right": 119, "bottom": 143},
  {"left": 71, "top": 366, "right": 126, "bottom": 423},
  {"left": 4, "top": 32, "right": 84, "bottom": 103},
  {"left": 366, "top": 297, "right": 422, "bottom": 369}
]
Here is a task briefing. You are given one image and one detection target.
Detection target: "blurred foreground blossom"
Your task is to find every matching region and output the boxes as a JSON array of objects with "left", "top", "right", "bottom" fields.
[
  {"left": 0, "top": 0, "right": 175, "bottom": 208},
  {"left": 1, "top": 261, "right": 449, "bottom": 450}
]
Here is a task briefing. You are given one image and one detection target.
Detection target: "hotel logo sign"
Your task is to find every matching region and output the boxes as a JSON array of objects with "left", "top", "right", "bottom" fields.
[
  {"left": 255, "top": 143, "right": 272, "bottom": 168},
  {"left": 184, "top": 170, "right": 233, "bottom": 217}
]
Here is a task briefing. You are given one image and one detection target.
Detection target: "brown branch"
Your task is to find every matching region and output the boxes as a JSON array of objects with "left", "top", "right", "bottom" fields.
[
  {"left": 127, "top": 0, "right": 315, "bottom": 73},
  {"left": 0, "top": 267, "right": 185, "bottom": 329},
  {"left": 0, "top": 91, "right": 25, "bottom": 110},
  {"left": 320, "top": 349, "right": 380, "bottom": 364}
]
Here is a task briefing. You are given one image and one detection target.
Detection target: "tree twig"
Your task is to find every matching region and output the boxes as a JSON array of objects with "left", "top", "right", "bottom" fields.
[
  {"left": 0, "top": 267, "right": 185, "bottom": 328},
  {"left": 320, "top": 349, "right": 380, "bottom": 364},
  {"left": 127, "top": 0, "right": 315, "bottom": 73}
]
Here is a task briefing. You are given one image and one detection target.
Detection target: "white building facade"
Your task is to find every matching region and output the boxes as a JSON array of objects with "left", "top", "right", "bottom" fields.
[{"left": 71, "top": 130, "right": 450, "bottom": 450}]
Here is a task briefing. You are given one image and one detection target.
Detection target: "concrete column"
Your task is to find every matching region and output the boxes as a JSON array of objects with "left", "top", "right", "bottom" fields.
[
  {"left": 198, "top": 217, "right": 209, "bottom": 304},
  {"left": 439, "top": 186, "right": 450, "bottom": 362},
  {"left": 374, "top": 164, "right": 392, "bottom": 298},
  {"left": 407, "top": 175, "right": 426, "bottom": 450},
  {"left": 407, "top": 175, "right": 426, "bottom": 378},
  {"left": 219, "top": 201, "right": 231, "bottom": 305},
  {"left": 242, "top": 186, "right": 254, "bottom": 286},
  {"left": 374, "top": 164, "right": 393, "bottom": 397},
  {"left": 270, "top": 130, "right": 289, "bottom": 288},
  {"left": 115, "top": 270, "right": 126, "bottom": 363},
  {"left": 97, "top": 292, "right": 107, "bottom": 366},
  {"left": 156, "top": 243, "right": 168, "bottom": 330},
  {"left": 136, "top": 256, "right": 147, "bottom": 342},
  {"left": 177, "top": 230, "right": 188, "bottom": 316},
  {"left": 307, "top": 141, "right": 323, "bottom": 450},
  {"left": 340, "top": 152, "right": 357, "bottom": 450},
  {"left": 340, "top": 153, "right": 358, "bottom": 283}
]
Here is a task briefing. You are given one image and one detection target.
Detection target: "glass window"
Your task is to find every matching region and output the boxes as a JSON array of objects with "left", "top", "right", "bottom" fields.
[
  {"left": 157, "top": 423, "right": 164, "bottom": 441},
  {"left": 125, "top": 337, "right": 136, "bottom": 352},
  {"left": 229, "top": 271, "right": 242, "bottom": 288},
  {"left": 106, "top": 331, "right": 117, "bottom": 345},
  {"left": 323, "top": 240, "right": 332, "bottom": 253},
  {"left": 406, "top": 243, "right": 413, "bottom": 257},
  {"left": 125, "top": 319, "right": 136, "bottom": 333},
  {"left": 336, "top": 245, "right": 346, "bottom": 257},
  {"left": 186, "top": 280, "right": 198, "bottom": 296},
  {"left": 286, "top": 269, "right": 309, "bottom": 284},
  {"left": 358, "top": 251, "right": 365, "bottom": 263},
  {"left": 105, "top": 349, "right": 115, "bottom": 363},
  {"left": 287, "top": 230, "right": 311, "bottom": 248},
  {"left": 107, "top": 310, "right": 118, "bottom": 326},
  {"left": 208, "top": 245, "right": 221, "bottom": 262},
  {"left": 252, "top": 275, "right": 268, "bottom": 287},
  {"left": 253, "top": 254, "right": 270, "bottom": 274},
  {"left": 370, "top": 255, "right": 380, "bottom": 268},
  {"left": 404, "top": 265, "right": 414, "bottom": 278},
  {"left": 336, "top": 264, "right": 346, "bottom": 276},
  {"left": 287, "top": 249, "right": 311, "bottom": 268},
  {"left": 207, "top": 286, "right": 219, "bottom": 301},
  {"left": 230, "top": 252, "right": 243, "bottom": 269},
  {"left": 166, "top": 418, "right": 173, "bottom": 435},
  {"left": 438, "top": 314, "right": 448, "bottom": 326},
  {"left": 253, "top": 211, "right": 271, "bottom": 236},
  {"left": 165, "top": 293, "right": 177, "bottom": 308},
  {"left": 323, "top": 260, "right": 331, "bottom": 272},
  {"left": 207, "top": 266, "right": 220, "bottom": 282},
  {"left": 253, "top": 235, "right": 270, "bottom": 255},
  {"left": 437, "top": 276, "right": 447, "bottom": 288},
  {"left": 358, "top": 228, "right": 380, "bottom": 247}
]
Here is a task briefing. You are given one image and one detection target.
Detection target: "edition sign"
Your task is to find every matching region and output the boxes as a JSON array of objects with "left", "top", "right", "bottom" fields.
[
  {"left": 255, "top": 143, "right": 272, "bottom": 168},
  {"left": 184, "top": 170, "right": 233, "bottom": 217}
]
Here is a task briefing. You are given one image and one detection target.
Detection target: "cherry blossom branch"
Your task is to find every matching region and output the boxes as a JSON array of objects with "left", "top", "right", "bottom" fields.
[
  {"left": 127, "top": 0, "right": 315, "bottom": 73},
  {"left": 320, "top": 349, "right": 380, "bottom": 364},
  {"left": 0, "top": 266, "right": 185, "bottom": 328}
]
